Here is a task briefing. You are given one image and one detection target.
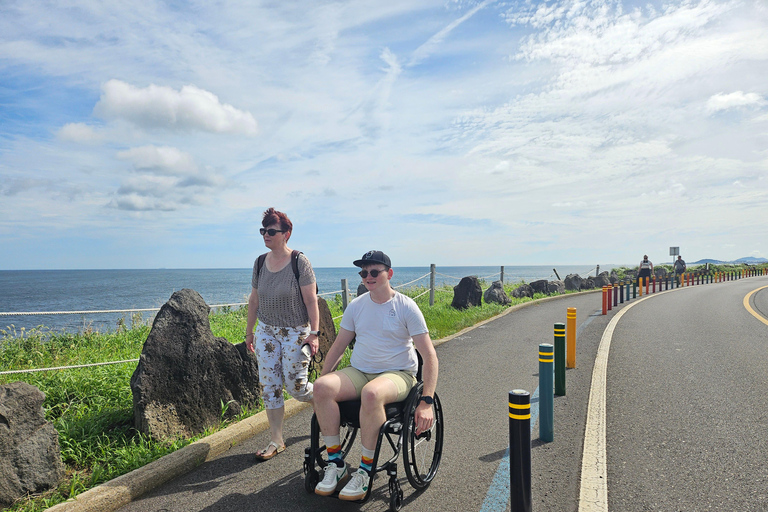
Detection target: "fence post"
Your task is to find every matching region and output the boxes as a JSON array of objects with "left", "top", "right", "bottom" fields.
[
  {"left": 539, "top": 343, "right": 554, "bottom": 442},
  {"left": 566, "top": 308, "right": 576, "bottom": 368},
  {"left": 341, "top": 279, "right": 350, "bottom": 311},
  {"left": 429, "top": 264, "right": 436, "bottom": 306},
  {"left": 509, "top": 390, "right": 532, "bottom": 512},
  {"left": 554, "top": 323, "right": 566, "bottom": 396},
  {"left": 500, "top": 266, "right": 505, "bottom": 285},
  {"left": 596, "top": 265, "right": 600, "bottom": 277}
]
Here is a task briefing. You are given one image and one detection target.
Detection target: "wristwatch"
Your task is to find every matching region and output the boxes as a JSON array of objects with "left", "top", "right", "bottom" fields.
[{"left": 418, "top": 396, "right": 434, "bottom": 405}]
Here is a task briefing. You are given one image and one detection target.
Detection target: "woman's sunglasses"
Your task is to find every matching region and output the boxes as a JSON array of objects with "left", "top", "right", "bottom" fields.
[
  {"left": 359, "top": 269, "right": 388, "bottom": 278},
  {"left": 260, "top": 228, "right": 286, "bottom": 236}
]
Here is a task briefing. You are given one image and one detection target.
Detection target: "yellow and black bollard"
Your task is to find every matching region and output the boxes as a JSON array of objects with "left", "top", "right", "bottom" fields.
[
  {"left": 509, "top": 390, "right": 531, "bottom": 512},
  {"left": 554, "top": 323, "right": 566, "bottom": 396},
  {"left": 566, "top": 307, "right": 576, "bottom": 369}
]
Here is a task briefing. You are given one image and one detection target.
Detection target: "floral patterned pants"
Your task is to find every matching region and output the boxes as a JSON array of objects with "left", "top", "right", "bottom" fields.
[{"left": 254, "top": 322, "right": 314, "bottom": 409}]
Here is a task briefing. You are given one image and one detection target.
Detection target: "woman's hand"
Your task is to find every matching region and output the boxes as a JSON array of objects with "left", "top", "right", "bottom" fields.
[
  {"left": 245, "top": 332, "right": 255, "bottom": 353},
  {"left": 305, "top": 333, "right": 319, "bottom": 355}
]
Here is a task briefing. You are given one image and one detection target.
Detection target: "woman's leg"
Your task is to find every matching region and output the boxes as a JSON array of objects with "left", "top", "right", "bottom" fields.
[{"left": 254, "top": 323, "right": 286, "bottom": 455}]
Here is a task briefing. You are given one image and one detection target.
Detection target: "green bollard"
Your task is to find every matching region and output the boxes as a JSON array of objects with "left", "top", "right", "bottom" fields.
[
  {"left": 632, "top": 279, "right": 637, "bottom": 299},
  {"left": 539, "top": 343, "right": 554, "bottom": 442},
  {"left": 554, "top": 323, "right": 566, "bottom": 396}
]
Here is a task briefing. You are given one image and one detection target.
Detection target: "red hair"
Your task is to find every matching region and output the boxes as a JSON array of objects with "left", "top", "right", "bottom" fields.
[{"left": 262, "top": 207, "right": 293, "bottom": 233}]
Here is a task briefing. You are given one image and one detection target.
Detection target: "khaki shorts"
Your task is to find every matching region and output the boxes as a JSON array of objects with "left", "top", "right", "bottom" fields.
[{"left": 337, "top": 367, "right": 417, "bottom": 403}]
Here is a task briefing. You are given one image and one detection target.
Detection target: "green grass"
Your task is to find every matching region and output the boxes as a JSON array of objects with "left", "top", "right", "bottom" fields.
[{"left": 5, "top": 268, "right": 764, "bottom": 511}]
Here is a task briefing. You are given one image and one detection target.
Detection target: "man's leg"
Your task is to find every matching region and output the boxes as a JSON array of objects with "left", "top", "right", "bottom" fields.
[
  {"left": 338, "top": 376, "right": 400, "bottom": 501},
  {"left": 313, "top": 371, "right": 359, "bottom": 496}
]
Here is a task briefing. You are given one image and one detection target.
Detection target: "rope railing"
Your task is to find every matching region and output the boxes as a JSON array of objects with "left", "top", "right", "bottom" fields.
[
  {"left": 0, "top": 359, "right": 140, "bottom": 375},
  {"left": 392, "top": 272, "right": 431, "bottom": 290}
]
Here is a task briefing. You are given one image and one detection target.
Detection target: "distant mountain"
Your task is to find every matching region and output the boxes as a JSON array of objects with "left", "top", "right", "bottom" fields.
[{"left": 690, "top": 257, "right": 768, "bottom": 265}]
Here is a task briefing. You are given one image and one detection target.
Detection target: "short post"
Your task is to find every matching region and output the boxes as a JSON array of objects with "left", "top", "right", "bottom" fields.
[
  {"left": 613, "top": 283, "right": 618, "bottom": 307},
  {"left": 626, "top": 280, "right": 631, "bottom": 300},
  {"left": 652, "top": 277, "right": 656, "bottom": 293},
  {"left": 500, "top": 266, "right": 505, "bottom": 285},
  {"left": 429, "top": 264, "right": 436, "bottom": 306},
  {"left": 632, "top": 279, "right": 637, "bottom": 299},
  {"left": 566, "top": 308, "right": 576, "bottom": 369},
  {"left": 509, "top": 390, "right": 532, "bottom": 512},
  {"left": 645, "top": 276, "right": 650, "bottom": 295},
  {"left": 539, "top": 343, "right": 554, "bottom": 442},
  {"left": 596, "top": 264, "right": 600, "bottom": 277},
  {"left": 619, "top": 281, "right": 624, "bottom": 303},
  {"left": 341, "top": 279, "right": 350, "bottom": 311},
  {"left": 638, "top": 277, "right": 643, "bottom": 297},
  {"left": 602, "top": 286, "right": 607, "bottom": 315},
  {"left": 607, "top": 285, "right": 613, "bottom": 311},
  {"left": 554, "top": 323, "right": 566, "bottom": 396}
]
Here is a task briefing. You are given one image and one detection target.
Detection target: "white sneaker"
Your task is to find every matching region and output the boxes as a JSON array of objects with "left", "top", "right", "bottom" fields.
[
  {"left": 338, "top": 468, "right": 371, "bottom": 501},
  {"left": 315, "top": 463, "right": 348, "bottom": 496}
]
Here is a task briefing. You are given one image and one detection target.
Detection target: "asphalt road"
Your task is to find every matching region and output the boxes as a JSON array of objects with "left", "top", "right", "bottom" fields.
[{"left": 110, "top": 276, "right": 768, "bottom": 512}]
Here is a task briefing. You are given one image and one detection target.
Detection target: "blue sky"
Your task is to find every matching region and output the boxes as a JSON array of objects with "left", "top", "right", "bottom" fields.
[{"left": 1, "top": 0, "right": 766, "bottom": 270}]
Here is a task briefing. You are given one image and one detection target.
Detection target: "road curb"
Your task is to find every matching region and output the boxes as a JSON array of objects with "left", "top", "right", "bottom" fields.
[{"left": 46, "top": 288, "right": 599, "bottom": 512}]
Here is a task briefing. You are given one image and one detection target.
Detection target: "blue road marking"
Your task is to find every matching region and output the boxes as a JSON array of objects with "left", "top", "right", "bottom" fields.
[{"left": 479, "top": 387, "right": 540, "bottom": 512}]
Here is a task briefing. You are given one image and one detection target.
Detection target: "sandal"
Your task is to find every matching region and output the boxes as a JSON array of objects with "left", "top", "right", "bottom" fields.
[{"left": 254, "top": 441, "right": 285, "bottom": 461}]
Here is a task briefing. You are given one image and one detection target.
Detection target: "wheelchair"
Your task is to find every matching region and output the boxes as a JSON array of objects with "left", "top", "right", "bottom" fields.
[{"left": 303, "top": 357, "right": 444, "bottom": 511}]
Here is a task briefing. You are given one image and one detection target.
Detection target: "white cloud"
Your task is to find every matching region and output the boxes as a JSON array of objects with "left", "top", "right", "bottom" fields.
[
  {"left": 706, "top": 91, "right": 766, "bottom": 113},
  {"left": 57, "top": 123, "right": 104, "bottom": 144},
  {"left": 117, "top": 146, "right": 199, "bottom": 176},
  {"left": 93, "top": 79, "right": 258, "bottom": 134}
]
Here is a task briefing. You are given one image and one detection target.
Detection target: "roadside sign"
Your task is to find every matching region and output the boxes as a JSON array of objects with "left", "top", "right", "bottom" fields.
[{"left": 670, "top": 247, "right": 679, "bottom": 256}]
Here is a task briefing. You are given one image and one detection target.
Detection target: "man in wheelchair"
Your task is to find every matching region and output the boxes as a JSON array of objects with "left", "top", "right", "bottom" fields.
[{"left": 311, "top": 250, "right": 439, "bottom": 501}]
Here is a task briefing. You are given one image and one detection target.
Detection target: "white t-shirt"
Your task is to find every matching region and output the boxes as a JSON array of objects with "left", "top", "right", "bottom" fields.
[{"left": 340, "top": 291, "right": 429, "bottom": 376}]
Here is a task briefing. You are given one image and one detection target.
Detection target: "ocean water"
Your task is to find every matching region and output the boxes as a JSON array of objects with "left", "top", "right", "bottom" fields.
[{"left": 0, "top": 264, "right": 609, "bottom": 335}]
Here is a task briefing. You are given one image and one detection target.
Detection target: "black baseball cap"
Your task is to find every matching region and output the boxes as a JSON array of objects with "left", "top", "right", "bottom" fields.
[{"left": 353, "top": 250, "right": 391, "bottom": 268}]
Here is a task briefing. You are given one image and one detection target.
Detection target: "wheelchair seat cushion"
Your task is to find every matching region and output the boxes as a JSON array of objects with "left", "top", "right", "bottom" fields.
[{"left": 338, "top": 399, "right": 406, "bottom": 428}]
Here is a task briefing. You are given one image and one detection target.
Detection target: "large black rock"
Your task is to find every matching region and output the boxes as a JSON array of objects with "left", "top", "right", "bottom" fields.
[
  {"left": 564, "top": 274, "right": 583, "bottom": 291},
  {"left": 483, "top": 280, "right": 511, "bottom": 305},
  {"left": 0, "top": 382, "right": 64, "bottom": 507},
  {"left": 130, "top": 289, "right": 261, "bottom": 440},
  {"left": 530, "top": 279, "right": 549, "bottom": 295},
  {"left": 512, "top": 283, "right": 533, "bottom": 298},
  {"left": 451, "top": 276, "right": 482, "bottom": 310}
]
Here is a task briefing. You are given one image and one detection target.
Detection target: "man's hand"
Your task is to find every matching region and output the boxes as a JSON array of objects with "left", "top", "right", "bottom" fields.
[{"left": 414, "top": 401, "right": 434, "bottom": 435}]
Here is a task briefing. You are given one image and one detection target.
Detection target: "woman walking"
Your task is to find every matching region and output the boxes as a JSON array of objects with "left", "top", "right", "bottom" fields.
[{"left": 245, "top": 207, "right": 320, "bottom": 461}]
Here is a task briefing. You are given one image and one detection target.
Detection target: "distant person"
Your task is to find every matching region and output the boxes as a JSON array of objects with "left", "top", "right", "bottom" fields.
[
  {"left": 312, "top": 250, "right": 439, "bottom": 501},
  {"left": 245, "top": 207, "right": 320, "bottom": 461},
  {"left": 674, "top": 255, "right": 687, "bottom": 285},
  {"left": 638, "top": 255, "right": 653, "bottom": 286}
]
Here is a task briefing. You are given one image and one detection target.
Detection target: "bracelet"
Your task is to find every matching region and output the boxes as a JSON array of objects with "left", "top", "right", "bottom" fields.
[
  {"left": 309, "top": 330, "right": 320, "bottom": 335},
  {"left": 244, "top": 333, "right": 254, "bottom": 339}
]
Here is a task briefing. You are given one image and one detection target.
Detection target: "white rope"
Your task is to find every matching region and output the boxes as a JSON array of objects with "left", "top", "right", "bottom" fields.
[
  {"left": 412, "top": 289, "right": 430, "bottom": 299},
  {"left": 435, "top": 271, "right": 463, "bottom": 280},
  {"left": 393, "top": 272, "right": 431, "bottom": 290},
  {"left": 318, "top": 289, "right": 343, "bottom": 297},
  {"left": 0, "top": 359, "right": 139, "bottom": 375},
  {"left": 0, "top": 307, "right": 160, "bottom": 316},
  {"left": 479, "top": 272, "right": 501, "bottom": 280}
]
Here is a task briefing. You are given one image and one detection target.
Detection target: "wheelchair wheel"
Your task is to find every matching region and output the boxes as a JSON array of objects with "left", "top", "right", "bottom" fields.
[
  {"left": 304, "top": 467, "right": 319, "bottom": 493},
  {"left": 403, "top": 392, "right": 443, "bottom": 489}
]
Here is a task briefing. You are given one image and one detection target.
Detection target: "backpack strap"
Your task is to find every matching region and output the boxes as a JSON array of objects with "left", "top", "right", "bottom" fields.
[{"left": 256, "top": 253, "right": 268, "bottom": 283}]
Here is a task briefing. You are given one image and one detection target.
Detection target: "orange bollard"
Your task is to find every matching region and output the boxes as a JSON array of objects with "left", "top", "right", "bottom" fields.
[
  {"left": 638, "top": 277, "right": 644, "bottom": 296},
  {"left": 645, "top": 276, "right": 650, "bottom": 295},
  {"left": 566, "top": 307, "right": 576, "bottom": 369},
  {"left": 652, "top": 277, "right": 656, "bottom": 293}
]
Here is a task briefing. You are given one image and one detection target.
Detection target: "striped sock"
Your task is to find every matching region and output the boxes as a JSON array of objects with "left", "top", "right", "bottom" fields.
[
  {"left": 359, "top": 445, "right": 375, "bottom": 474},
  {"left": 324, "top": 435, "right": 344, "bottom": 467}
]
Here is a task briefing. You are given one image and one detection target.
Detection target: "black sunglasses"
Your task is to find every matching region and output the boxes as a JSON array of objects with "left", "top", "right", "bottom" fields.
[
  {"left": 260, "top": 228, "right": 286, "bottom": 236},
  {"left": 359, "top": 269, "right": 388, "bottom": 278}
]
